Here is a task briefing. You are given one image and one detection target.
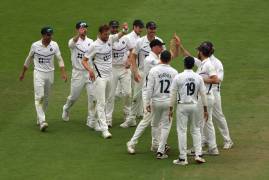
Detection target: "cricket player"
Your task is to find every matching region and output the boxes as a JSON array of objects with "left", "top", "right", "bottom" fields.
[
  {"left": 145, "top": 50, "right": 178, "bottom": 159},
  {"left": 19, "top": 26, "right": 67, "bottom": 131},
  {"left": 121, "top": 21, "right": 165, "bottom": 128},
  {"left": 62, "top": 21, "right": 97, "bottom": 129},
  {"left": 126, "top": 39, "right": 165, "bottom": 154},
  {"left": 170, "top": 56, "right": 208, "bottom": 165},
  {"left": 204, "top": 41, "right": 233, "bottom": 149},
  {"left": 82, "top": 23, "right": 129, "bottom": 139},
  {"left": 105, "top": 20, "right": 133, "bottom": 127},
  {"left": 179, "top": 41, "right": 220, "bottom": 155},
  {"left": 115, "top": 20, "right": 144, "bottom": 98}
]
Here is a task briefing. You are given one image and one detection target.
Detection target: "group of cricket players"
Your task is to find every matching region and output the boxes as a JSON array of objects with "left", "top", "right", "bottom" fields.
[{"left": 19, "top": 19, "right": 234, "bottom": 165}]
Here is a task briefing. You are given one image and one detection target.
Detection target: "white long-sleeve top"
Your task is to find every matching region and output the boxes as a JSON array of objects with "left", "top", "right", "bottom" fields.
[
  {"left": 145, "top": 64, "right": 178, "bottom": 106},
  {"left": 24, "top": 40, "right": 64, "bottom": 72}
]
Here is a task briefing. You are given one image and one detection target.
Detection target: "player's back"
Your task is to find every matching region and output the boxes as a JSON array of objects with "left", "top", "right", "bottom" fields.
[
  {"left": 148, "top": 64, "right": 178, "bottom": 102},
  {"left": 173, "top": 70, "right": 205, "bottom": 104}
]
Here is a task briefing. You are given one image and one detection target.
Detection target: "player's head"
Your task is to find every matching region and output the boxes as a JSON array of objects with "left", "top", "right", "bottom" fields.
[
  {"left": 150, "top": 39, "right": 165, "bottom": 55},
  {"left": 98, "top": 24, "right": 110, "bottom": 42},
  {"left": 41, "top": 26, "right": 53, "bottom": 43},
  {"left": 109, "top": 20, "right": 120, "bottom": 34},
  {"left": 133, "top": 19, "right": 144, "bottom": 35},
  {"left": 75, "top": 21, "right": 88, "bottom": 36},
  {"left": 184, "top": 56, "right": 195, "bottom": 69},
  {"left": 197, "top": 42, "right": 211, "bottom": 59},
  {"left": 146, "top": 21, "right": 157, "bottom": 38},
  {"left": 203, "top": 41, "right": 215, "bottom": 56},
  {"left": 160, "top": 50, "right": 171, "bottom": 64}
]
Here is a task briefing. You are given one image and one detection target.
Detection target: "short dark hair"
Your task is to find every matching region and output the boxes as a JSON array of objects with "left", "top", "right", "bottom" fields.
[
  {"left": 146, "top": 21, "right": 157, "bottom": 29},
  {"left": 133, "top": 19, "right": 144, "bottom": 28},
  {"left": 99, "top": 24, "right": 110, "bottom": 33},
  {"left": 184, "top": 56, "right": 195, "bottom": 69},
  {"left": 203, "top": 41, "right": 214, "bottom": 55},
  {"left": 160, "top": 50, "right": 171, "bottom": 63}
]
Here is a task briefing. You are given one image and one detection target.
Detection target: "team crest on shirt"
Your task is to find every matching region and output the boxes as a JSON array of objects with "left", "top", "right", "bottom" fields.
[
  {"left": 122, "top": 41, "right": 125, "bottom": 44},
  {"left": 108, "top": 43, "right": 111, "bottom": 46},
  {"left": 50, "top": 48, "right": 53, "bottom": 51},
  {"left": 88, "top": 43, "right": 91, "bottom": 46}
]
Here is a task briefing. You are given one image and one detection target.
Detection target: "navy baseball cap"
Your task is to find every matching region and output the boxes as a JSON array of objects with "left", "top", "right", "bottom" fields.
[
  {"left": 149, "top": 39, "right": 165, "bottom": 48},
  {"left": 146, "top": 21, "right": 157, "bottom": 29},
  {"left": 76, "top": 21, "right": 88, "bottom": 29},
  {"left": 197, "top": 42, "right": 211, "bottom": 56},
  {"left": 133, "top": 19, "right": 144, "bottom": 28},
  {"left": 41, "top": 26, "right": 53, "bottom": 35},
  {"left": 109, "top": 20, "right": 120, "bottom": 27}
]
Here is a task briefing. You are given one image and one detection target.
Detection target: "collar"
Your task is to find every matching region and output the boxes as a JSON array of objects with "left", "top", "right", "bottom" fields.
[
  {"left": 149, "top": 51, "right": 159, "bottom": 60},
  {"left": 184, "top": 69, "right": 193, "bottom": 72}
]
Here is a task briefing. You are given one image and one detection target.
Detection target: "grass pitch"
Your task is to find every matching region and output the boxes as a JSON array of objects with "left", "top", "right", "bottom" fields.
[{"left": 0, "top": 0, "right": 269, "bottom": 179}]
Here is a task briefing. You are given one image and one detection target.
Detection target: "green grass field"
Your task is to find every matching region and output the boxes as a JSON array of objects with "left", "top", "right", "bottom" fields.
[{"left": 1, "top": 0, "right": 269, "bottom": 179}]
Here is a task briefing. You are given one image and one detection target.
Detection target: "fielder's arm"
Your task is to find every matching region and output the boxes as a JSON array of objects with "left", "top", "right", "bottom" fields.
[
  {"left": 82, "top": 57, "right": 95, "bottom": 81},
  {"left": 19, "top": 46, "right": 34, "bottom": 81}
]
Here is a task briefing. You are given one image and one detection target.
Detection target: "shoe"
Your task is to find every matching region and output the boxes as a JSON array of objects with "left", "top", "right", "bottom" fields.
[
  {"left": 173, "top": 158, "right": 188, "bottom": 166},
  {"left": 102, "top": 130, "right": 112, "bottom": 139},
  {"left": 126, "top": 141, "right": 135, "bottom": 154},
  {"left": 40, "top": 122, "right": 48, "bottom": 132},
  {"left": 187, "top": 148, "right": 195, "bottom": 156},
  {"left": 203, "top": 147, "right": 219, "bottom": 156},
  {"left": 156, "top": 152, "right": 168, "bottom": 159},
  {"left": 62, "top": 107, "right": 69, "bottom": 121},
  {"left": 223, "top": 141, "right": 234, "bottom": 150},
  {"left": 120, "top": 120, "right": 136, "bottom": 128},
  {"left": 164, "top": 144, "right": 170, "bottom": 154},
  {"left": 194, "top": 156, "right": 206, "bottom": 164}
]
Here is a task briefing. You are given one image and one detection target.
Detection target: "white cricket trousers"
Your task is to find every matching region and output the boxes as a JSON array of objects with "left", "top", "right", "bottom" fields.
[
  {"left": 212, "top": 89, "right": 232, "bottom": 143},
  {"left": 63, "top": 69, "right": 96, "bottom": 122},
  {"left": 129, "top": 94, "right": 159, "bottom": 147},
  {"left": 129, "top": 70, "right": 144, "bottom": 121},
  {"left": 151, "top": 101, "right": 172, "bottom": 154},
  {"left": 199, "top": 94, "right": 217, "bottom": 150},
  {"left": 33, "top": 70, "right": 53, "bottom": 124},
  {"left": 94, "top": 76, "right": 113, "bottom": 132},
  {"left": 176, "top": 103, "right": 202, "bottom": 159},
  {"left": 106, "top": 66, "right": 132, "bottom": 123}
]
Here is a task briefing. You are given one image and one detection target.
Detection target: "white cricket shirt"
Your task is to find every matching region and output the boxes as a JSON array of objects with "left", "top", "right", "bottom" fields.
[
  {"left": 133, "top": 35, "right": 165, "bottom": 71},
  {"left": 210, "top": 55, "right": 224, "bottom": 91},
  {"left": 69, "top": 36, "right": 93, "bottom": 70},
  {"left": 145, "top": 64, "right": 178, "bottom": 104},
  {"left": 195, "top": 58, "right": 217, "bottom": 94},
  {"left": 112, "top": 35, "right": 132, "bottom": 66},
  {"left": 24, "top": 40, "right": 62, "bottom": 72},
  {"left": 84, "top": 34, "right": 119, "bottom": 78},
  {"left": 171, "top": 69, "right": 206, "bottom": 104}
]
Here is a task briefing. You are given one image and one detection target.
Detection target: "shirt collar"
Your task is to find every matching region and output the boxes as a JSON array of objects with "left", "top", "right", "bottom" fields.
[{"left": 149, "top": 51, "right": 159, "bottom": 60}]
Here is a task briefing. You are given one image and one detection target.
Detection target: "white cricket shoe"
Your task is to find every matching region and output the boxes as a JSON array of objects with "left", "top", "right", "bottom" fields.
[
  {"left": 203, "top": 147, "right": 219, "bottom": 156},
  {"left": 62, "top": 107, "right": 69, "bottom": 121},
  {"left": 156, "top": 152, "right": 168, "bottom": 159},
  {"left": 194, "top": 156, "right": 206, "bottom": 164},
  {"left": 102, "top": 130, "right": 112, "bottom": 139},
  {"left": 223, "top": 141, "right": 234, "bottom": 150},
  {"left": 173, "top": 158, "right": 188, "bottom": 166},
  {"left": 126, "top": 141, "right": 135, "bottom": 154},
  {"left": 94, "top": 122, "right": 102, "bottom": 132},
  {"left": 40, "top": 122, "right": 48, "bottom": 132},
  {"left": 120, "top": 120, "right": 136, "bottom": 128}
]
